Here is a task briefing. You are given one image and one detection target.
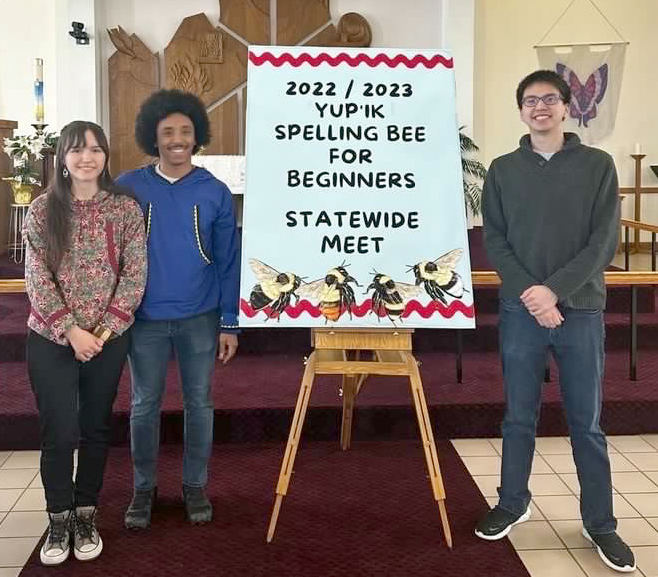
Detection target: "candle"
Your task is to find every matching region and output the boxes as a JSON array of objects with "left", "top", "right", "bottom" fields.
[
  {"left": 34, "top": 58, "right": 44, "bottom": 123},
  {"left": 634, "top": 143, "right": 642, "bottom": 155}
]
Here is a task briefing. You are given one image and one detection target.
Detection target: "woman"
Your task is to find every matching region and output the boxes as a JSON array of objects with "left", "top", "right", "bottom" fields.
[{"left": 23, "top": 121, "right": 147, "bottom": 565}]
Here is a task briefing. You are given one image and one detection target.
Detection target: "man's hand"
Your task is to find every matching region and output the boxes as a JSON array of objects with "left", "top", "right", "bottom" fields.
[
  {"left": 66, "top": 325, "right": 104, "bottom": 362},
  {"left": 533, "top": 305, "right": 564, "bottom": 328},
  {"left": 217, "top": 333, "right": 238, "bottom": 364},
  {"left": 521, "top": 285, "right": 558, "bottom": 316}
]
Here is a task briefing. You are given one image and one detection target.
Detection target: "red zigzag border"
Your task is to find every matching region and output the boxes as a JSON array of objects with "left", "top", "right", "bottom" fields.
[
  {"left": 248, "top": 51, "right": 454, "bottom": 69},
  {"left": 240, "top": 298, "right": 474, "bottom": 320}
]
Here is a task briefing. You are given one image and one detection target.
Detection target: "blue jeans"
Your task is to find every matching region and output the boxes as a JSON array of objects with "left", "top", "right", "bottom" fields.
[
  {"left": 128, "top": 309, "right": 217, "bottom": 491},
  {"left": 497, "top": 298, "right": 616, "bottom": 535}
]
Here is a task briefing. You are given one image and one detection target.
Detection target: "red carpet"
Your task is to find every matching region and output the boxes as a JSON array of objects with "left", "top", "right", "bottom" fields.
[
  {"left": 19, "top": 441, "right": 530, "bottom": 577},
  {"left": 0, "top": 252, "right": 24, "bottom": 279}
]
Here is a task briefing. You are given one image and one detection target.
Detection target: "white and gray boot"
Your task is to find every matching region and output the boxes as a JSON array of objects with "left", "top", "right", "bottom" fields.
[
  {"left": 40, "top": 510, "right": 72, "bottom": 566},
  {"left": 73, "top": 506, "right": 103, "bottom": 561}
]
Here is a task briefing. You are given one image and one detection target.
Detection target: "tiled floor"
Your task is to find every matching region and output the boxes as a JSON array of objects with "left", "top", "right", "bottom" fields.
[
  {"left": 1, "top": 439, "right": 657, "bottom": 575},
  {"left": 454, "top": 435, "right": 658, "bottom": 576},
  {"left": 0, "top": 451, "right": 76, "bottom": 575}
]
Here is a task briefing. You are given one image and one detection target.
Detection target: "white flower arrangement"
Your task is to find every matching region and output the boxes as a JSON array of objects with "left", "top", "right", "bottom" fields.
[{"left": 3, "top": 132, "right": 58, "bottom": 186}]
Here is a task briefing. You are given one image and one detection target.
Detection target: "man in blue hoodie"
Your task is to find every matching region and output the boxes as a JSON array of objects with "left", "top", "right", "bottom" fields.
[{"left": 117, "top": 89, "right": 240, "bottom": 529}]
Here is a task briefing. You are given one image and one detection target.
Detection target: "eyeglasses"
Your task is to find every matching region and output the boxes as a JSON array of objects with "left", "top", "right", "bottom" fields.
[{"left": 521, "top": 94, "right": 562, "bottom": 107}]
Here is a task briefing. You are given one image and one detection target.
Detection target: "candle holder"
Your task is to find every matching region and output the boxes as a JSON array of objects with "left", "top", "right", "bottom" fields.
[
  {"left": 31, "top": 123, "right": 48, "bottom": 135},
  {"left": 630, "top": 153, "right": 646, "bottom": 253},
  {"left": 34, "top": 58, "right": 44, "bottom": 127}
]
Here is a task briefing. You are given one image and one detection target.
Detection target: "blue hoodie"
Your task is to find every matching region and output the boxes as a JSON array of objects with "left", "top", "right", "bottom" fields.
[{"left": 116, "top": 165, "right": 239, "bottom": 332}]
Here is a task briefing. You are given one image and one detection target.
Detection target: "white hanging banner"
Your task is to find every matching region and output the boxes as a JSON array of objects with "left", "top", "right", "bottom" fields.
[
  {"left": 536, "top": 43, "right": 626, "bottom": 144},
  {"left": 240, "top": 46, "right": 474, "bottom": 328}
]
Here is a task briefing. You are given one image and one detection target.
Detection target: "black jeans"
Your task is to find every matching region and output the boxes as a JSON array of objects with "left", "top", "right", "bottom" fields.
[{"left": 27, "top": 330, "right": 129, "bottom": 513}]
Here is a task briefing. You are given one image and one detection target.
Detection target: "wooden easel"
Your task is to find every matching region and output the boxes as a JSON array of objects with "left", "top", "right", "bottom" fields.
[{"left": 266, "top": 328, "right": 453, "bottom": 548}]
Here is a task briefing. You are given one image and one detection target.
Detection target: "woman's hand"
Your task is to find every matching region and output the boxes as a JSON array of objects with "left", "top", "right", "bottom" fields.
[{"left": 66, "top": 325, "right": 104, "bottom": 362}]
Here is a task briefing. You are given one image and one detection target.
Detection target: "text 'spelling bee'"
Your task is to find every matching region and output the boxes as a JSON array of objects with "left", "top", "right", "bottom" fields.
[
  {"left": 248, "top": 258, "right": 303, "bottom": 320},
  {"left": 298, "top": 264, "right": 360, "bottom": 322},
  {"left": 366, "top": 272, "right": 423, "bottom": 323},
  {"left": 411, "top": 248, "right": 468, "bottom": 305}
]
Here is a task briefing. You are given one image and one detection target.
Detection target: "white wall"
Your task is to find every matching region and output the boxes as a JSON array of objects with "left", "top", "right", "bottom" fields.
[
  {"left": 0, "top": 0, "right": 57, "bottom": 133},
  {"left": 475, "top": 0, "right": 658, "bottom": 191},
  {"left": 331, "top": 0, "right": 443, "bottom": 49},
  {"left": 0, "top": 0, "right": 100, "bottom": 133},
  {"left": 443, "top": 0, "right": 475, "bottom": 136},
  {"left": 55, "top": 0, "right": 101, "bottom": 127}
]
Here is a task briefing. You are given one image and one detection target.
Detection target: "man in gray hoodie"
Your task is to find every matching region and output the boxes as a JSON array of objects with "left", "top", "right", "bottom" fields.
[{"left": 476, "top": 69, "right": 635, "bottom": 573}]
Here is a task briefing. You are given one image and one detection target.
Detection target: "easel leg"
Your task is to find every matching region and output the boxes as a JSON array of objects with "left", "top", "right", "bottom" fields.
[
  {"left": 341, "top": 350, "right": 368, "bottom": 451},
  {"left": 267, "top": 352, "right": 317, "bottom": 543},
  {"left": 403, "top": 352, "right": 453, "bottom": 548},
  {"left": 341, "top": 374, "right": 358, "bottom": 451}
]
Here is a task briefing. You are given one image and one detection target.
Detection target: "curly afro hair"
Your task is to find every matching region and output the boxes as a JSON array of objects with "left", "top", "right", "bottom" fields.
[{"left": 135, "top": 89, "right": 211, "bottom": 156}]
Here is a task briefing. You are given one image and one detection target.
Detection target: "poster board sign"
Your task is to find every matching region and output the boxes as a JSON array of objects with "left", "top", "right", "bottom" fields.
[{"left": 240, "top": 46, "right": 474, "bottom": 329}]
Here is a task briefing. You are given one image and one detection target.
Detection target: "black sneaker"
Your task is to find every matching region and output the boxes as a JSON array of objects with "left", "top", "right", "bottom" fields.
[
  {"left": 124, "top": 487, "right": 157, "bottom": 530},
  {"left": 73, "top": 506, "right": 103, "bottom": 561},
  {"left": 40, "top": 510, "right": 72, "bottom": 566},
  {"left": 474, "top": 505, "right": 531, "bottom": 540},
  {"left": 583, "top": 529, "right": 636, "bottom": 573},
  {"left": 182, "top": 485, "right": 212, "bottom": 524}
]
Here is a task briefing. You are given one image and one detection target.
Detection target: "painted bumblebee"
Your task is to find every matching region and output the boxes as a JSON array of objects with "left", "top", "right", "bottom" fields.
[
  {"left": 248, "top": 258, "right": 303, "bottom": 320},
  {"left": 411, "top": 248, "right": 467, "bottom": 305},
  {"left": 298, "top": 264, "right": 360, "bottom": 322},
  {"left": 366, "top": 273, "right": 423, "bottom": 323}
]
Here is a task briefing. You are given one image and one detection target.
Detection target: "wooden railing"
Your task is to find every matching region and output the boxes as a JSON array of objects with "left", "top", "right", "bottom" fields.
[
  {"left": 3, "top": 271, "right": 657, "bottom": 293},
  {"left": 472, "top": 270, "right": 658, "bottom": 286},
  {"left": 0, "top": 279, "right": 27, "bottom": 293},
  {"left": 620, "top": 219, "right": 658, "bottom": 271},
  {"left": 621, "top": 218, "right": 658, "bottom": 232}
]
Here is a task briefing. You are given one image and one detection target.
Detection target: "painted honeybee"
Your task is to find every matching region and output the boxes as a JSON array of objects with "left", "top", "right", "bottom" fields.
[
  {"left": 366, "top": 272, "right": 423, "bottom": 323},
  {"left": 298, "top": 264, "right": 360, "bottom": 322},
  {"left": 248, "top": 258, "right": 304, "bottom": 320},
  {"left": 411, "top": 248, "right": 468, "bottom": 305}
]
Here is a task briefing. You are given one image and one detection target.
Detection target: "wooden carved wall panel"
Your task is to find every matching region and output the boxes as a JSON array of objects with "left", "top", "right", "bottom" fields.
[
  {"left": 107, "top": 27, "right": 158, "bottom": 174},
  {"left": 204, "top": 96, "right": 240, "bottom": 156},
  {"left": 277, "top": 0, "right": 330, "bottom": 46},
  {"left": 220, "top": 0, "right": 270, "bottom": 45},
  {"left": 305, "top": 13, "right": 372, "bottom": 47},
  {"left": 164, "top": 13, "right": 247, "bottom": 108},
  {"left": 305, "top": 24, "right": 338, "bottom": 48}
]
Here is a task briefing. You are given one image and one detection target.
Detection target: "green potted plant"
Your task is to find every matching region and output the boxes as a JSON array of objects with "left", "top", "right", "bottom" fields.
[
  {"left": 3, "top": 131, "right": 58, "bottom": 204},
  {"left": 459, "top": 126, "right": 487, "bottom": 217}
]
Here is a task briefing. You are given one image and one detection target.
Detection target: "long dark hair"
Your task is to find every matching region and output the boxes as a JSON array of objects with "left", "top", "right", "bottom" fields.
[{"left": 46, "top": 121, "right": 127, "bottom": 272}]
